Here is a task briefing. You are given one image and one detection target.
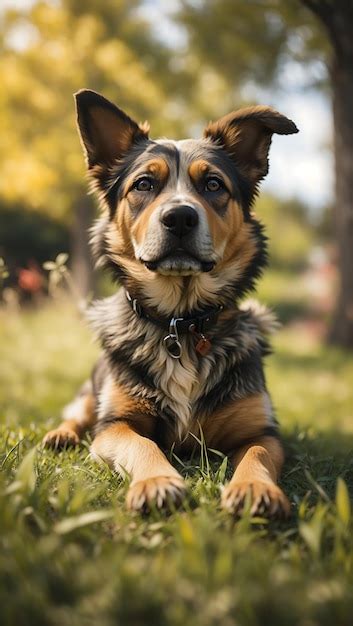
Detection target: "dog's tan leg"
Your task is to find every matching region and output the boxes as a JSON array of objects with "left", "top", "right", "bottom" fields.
[
  {"left": 43, "top": 380, "right": 96, "bottom": 449},
  {"left": 91, "top": 422, "right": 186, "bottom": 511},
  {"left": 221, "top": 436, "right": 290, "bottom": 518}
]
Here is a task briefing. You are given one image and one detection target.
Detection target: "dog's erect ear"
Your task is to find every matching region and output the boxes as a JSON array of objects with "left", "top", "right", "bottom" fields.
[
  {"left": 204, "top": 106, "right": 298, "bottom": 188},
  {"left": 74, "top": 89, "right": 149, "bottom": 168}
]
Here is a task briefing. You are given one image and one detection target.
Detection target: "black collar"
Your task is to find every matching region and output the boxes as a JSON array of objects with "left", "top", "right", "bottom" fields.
[
  {"left": 125, "top": 290, "right": 225, "bottom": 359},
  {"left": 125, "top": 290, "right": 223, "bottom": 335}
]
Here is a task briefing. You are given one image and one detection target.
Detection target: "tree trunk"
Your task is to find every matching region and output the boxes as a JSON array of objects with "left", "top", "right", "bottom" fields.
[
  {"left": 70, "top": 195, "right": 96, "bottom": 300},
  {"left": 329, "top": 60, "right": 353, "bottom": 346},
  {"left": 327, "top": 11, "right": 353, "bottom": 347},
  {"left": 302, "top": 1, "right": 353, "bottom": 347}
]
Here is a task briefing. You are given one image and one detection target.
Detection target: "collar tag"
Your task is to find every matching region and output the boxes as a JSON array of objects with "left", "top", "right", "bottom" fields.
[
  {"left": 163, "top": 317, "right": 183, "bottom": 359},
  {"left": 195, "top": 335, "right": 212, "bottom": 356},
  {"left": 190, "top": 325, "right": 212, "bottom": 356}
]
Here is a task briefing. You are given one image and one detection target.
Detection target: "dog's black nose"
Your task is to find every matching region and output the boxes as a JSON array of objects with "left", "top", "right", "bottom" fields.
[{"left": 161, "top": 206, "right": 199, "bottom": 238}]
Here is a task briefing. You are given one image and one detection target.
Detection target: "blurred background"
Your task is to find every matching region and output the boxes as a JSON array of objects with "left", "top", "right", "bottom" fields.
[{"left": 1, "top": 0, "right": 353, "bottom": 356}]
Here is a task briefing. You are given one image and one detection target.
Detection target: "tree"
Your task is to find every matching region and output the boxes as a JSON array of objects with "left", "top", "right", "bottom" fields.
[
  {"left": 178, "top": 0, "right": 353, "bottom": 348},
  {"left": 300, "top": 1, "right": 353, "bottom": 346},
  {"left": 0, "top": 0, "right": 189, "bottom": 296}
]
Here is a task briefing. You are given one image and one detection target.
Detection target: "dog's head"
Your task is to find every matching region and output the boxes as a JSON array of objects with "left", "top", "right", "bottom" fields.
[{"left": 75, "top": 90, "right": 297, "bottom": 311}]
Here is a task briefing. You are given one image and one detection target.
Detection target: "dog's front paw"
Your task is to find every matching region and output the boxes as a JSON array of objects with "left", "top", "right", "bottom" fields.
[
  {"left": 221, "top": 480, "right": 290, "bottom": 519},
  {"left": 42, "top": 427, "right": 80, "bottom": 450},
  {"left": 126, "top": 476, "right": 186, "bottom": 513}
]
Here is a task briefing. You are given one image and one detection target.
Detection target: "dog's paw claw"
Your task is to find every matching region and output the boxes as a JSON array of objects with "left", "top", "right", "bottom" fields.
[
  {"left": 42, "top": 428, "right": 80, "bottom": 450},
  {"left": 126, "top": 476, "right": 186, "bottom": 513},
  {"left": 221, "top": 480, "right": 290, "bottom": 519}
]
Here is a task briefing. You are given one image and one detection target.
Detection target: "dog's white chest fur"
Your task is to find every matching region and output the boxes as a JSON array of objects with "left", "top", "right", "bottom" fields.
[
  {"left": 136, "top": 331, "right": 207, "bottom": 437},
  {"left": 151, "top": 346, "right": 200, "bottom": 436}
]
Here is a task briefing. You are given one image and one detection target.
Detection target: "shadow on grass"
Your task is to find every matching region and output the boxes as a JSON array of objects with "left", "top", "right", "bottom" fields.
[
  {"left": 168, "top": 426, "right": 353, "bottom": 510},
  {"left": 282, "top": 428, "right": 353, "bottom": 504}
]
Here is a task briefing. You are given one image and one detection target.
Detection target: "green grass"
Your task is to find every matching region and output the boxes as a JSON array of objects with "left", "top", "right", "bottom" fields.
[{"left": 1, "top": 295, "right": 353, "bottom": 626}]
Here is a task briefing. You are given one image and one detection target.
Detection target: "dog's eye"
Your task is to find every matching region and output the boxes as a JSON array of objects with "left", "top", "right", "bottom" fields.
[
  {"left": 134, "top": 177, "right": 154, "bottom": 192},
  {"left": 205, "top": 177, "right": 223, "bottom": 192}
]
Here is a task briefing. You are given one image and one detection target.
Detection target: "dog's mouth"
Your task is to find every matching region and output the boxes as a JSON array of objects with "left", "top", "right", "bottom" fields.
[{"left": 141, "top": 251, "right": 215, "bottom": 276}]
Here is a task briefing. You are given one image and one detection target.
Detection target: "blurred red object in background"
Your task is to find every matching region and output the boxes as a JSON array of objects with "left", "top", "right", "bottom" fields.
[{"left": 18, "top": 263, "right": 44, "bottom": 293}]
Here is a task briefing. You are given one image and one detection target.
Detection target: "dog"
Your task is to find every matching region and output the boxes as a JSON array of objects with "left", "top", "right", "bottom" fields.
[{"left": 43, "top": 89, "right": 298, "bottom": 517}]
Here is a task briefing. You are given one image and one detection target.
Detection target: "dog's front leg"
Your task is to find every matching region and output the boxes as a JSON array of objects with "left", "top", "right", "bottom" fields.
[
  {"left": 221, "top": 436, "right": 290, "bottom": 518},
  {"left": 91, "top": 422, "right": 186, "bottom": 512},
  {"left": 43, "top": 380, "right": 96, "bottom": 449}
]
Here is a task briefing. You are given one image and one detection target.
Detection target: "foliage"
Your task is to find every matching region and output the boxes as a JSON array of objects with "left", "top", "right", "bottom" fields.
[
  {"left": 0, "top": 204, "right": 69, "bottom": 278},
  {"left": 0, "top": 257, "right": 9, "bottom": 282},
  {"left": 0, "top": 0, "right": 189, "bottom": 222},
  {"left": 257, "top": 194, "right": 316, "bottom": 271},
  {"left": 1, "top": 293, "right": 353, "bottom": 625},
  {"left": 177, "top": 0, "right": 330, "bottom": 95}
]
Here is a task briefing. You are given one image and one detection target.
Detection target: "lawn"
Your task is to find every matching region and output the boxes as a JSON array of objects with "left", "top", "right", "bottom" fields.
[{"left": 1, "top": 293, "right": 353, "bottom": 626}]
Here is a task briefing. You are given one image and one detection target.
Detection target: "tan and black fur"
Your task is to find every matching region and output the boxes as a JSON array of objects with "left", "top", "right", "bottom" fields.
[{"left": 43, "top": 90, "right": 298, "bottom": 517}]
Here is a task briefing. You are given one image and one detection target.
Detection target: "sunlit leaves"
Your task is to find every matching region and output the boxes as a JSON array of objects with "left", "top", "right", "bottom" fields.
[
  {"left": 43, "top": 253, "right": 70, "bottom": 293},
  {"left": 0, "top": 258, "right": 9, "bottom": 282},
  {"left": 336, "top": 477, "right": 351, "bottom": 527},
  {"left": 0, "top": 0, "right": 173, "bottom": 221}
]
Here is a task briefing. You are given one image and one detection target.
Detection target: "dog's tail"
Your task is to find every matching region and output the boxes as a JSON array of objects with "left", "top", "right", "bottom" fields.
[{"left": 239, "top": 299, "right": 280, "bottom": 335}]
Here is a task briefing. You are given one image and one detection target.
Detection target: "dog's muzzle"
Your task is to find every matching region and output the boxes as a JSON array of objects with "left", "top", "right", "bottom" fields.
[{"left": 142, "top": 205, "right": 215, "bottom": 275}]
